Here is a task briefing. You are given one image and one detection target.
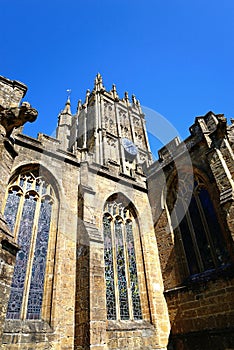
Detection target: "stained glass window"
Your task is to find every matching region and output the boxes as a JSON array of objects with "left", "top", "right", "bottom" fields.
[
  {"left": 3, "top": 171, "right": 54, "bottom": 320},
  {"left": 103, "top": 200, "right": 142, "bottom": 321}
]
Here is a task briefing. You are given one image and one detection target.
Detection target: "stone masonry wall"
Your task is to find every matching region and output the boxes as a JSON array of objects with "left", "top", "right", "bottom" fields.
[
  {"left": 77, "top": 163, "right": 170, "bottom": 350},
  {"left": 165, "top": 275, "right": 234, "bottom": 349},
  {"left": 0, "top": 76, "right": 27, "bottom": 108},
  {"left": 1, "top": 133, "right": 79, "bottom": 350}
]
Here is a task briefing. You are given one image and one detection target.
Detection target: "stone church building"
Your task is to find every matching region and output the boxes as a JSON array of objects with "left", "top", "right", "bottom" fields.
[{"left": 0, "top": 74, "right": 233, "bottom": 350}]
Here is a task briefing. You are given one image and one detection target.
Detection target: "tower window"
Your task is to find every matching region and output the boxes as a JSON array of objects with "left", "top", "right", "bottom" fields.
[
  {"left": 103, "top": 200, "right": 142, "bottom": 321},
  {"left": 3, "top": 171, "right": 54, "bottom": 320}
]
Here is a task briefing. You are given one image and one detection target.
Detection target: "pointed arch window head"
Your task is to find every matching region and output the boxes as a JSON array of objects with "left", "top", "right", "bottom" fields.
[
  {"left": 3, "top": 171, "right": 55, "bottom": 320},
  {"left": 103, "top": 199, "right": 142, "bottom": 321}
]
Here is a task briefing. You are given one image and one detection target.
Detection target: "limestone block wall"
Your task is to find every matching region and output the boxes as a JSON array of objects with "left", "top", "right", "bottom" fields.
[
  {"left": 0, "top": 76, "right": 27, "bottom": 108},
  {"left": 0, "top": 138, "right": 19, "bottom": 346},
  {"left": 76, "top": 162, "right": 170, "bottom": 350},
  {"left": 1, "top": 133, "right": 80, "bottom": 350},
  {"left": 165, "top": 276, "right": 234, "bottom": 349},
  {"left": 147, "top": 113, "right": 234, "bottom": 350}
]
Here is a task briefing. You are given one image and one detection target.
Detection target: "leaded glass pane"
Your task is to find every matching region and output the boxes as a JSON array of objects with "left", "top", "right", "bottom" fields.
[
  {"left": 4, "top": 189, "right": 20, "bottom": 233},
  {"left": 26, "top": 198, "right": 52, "bottom": 319},
  {"left": 42, "top": 181, "right": 47, "bottom": 195},
  {"left": 115, "top": 220, "right": 129, "bottom": 320},
  {"left": 19, "top": 176, "right": 25, "bottom": 188},
  {"left": 6, "top": 195, "right": 37, "bottom": 319},
  {"left": 103, "top": 216, "right": 116, "bottom": 320},
  {"left": 35, "top": 180, "right": 40, "bottom": 193},
  {"left": 126, "top": 221, "right": 142, "bottom": 319}
]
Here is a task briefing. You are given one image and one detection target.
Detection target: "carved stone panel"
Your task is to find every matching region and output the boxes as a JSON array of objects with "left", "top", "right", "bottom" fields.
[
  {"left": 119, "top": 109, "right": 131, "bottom": 139},
  {"left": 103, "top": 101, "right": 117, "bottom": 135},
  {"left": 133, "top": 116, "right": 145, "bottom": 149}
]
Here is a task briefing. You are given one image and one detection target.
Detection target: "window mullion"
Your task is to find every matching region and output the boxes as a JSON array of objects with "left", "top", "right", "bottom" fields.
[
  {"left": 123, "top": 221, "right": 133, "bottom": 320},
  {"left": 112, "top": 218, "right": 119, "bottom": 320},
  {"left": 20, "top": 197, "right": 41, "bottom": 320}
]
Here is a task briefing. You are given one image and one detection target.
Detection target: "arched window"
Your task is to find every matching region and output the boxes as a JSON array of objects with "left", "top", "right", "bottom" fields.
[
  {"left": 103, "top": 199, "right": 143, "bottom": 321},
  {"left": 169, "top": 175, "right": 230, "bottom": 277},
  {"left": 3, "top": 170, "right": 56, "bottom": 320}
]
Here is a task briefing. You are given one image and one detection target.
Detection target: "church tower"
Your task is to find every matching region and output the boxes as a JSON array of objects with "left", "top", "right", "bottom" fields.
[{"left": 66, "top": 73, "right": 153, "bottom": 177}]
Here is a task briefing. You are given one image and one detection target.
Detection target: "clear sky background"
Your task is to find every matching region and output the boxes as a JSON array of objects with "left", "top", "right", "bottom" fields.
[{"left": 1, "top": 0, "right": 234, "bottom": 156}]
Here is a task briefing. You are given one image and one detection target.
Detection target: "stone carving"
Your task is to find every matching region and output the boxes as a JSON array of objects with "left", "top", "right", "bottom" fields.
[
  {"left": 104, "top": 101, "right": 116, "bottom": 134},
  {"left": 107, "top": 137, "right": 117, "bottom": 148},
  {"left": 206, "top": 114, "right": 218, "bottom": 133},
  {"left": 0, "top": 102, "right": 38, "bottom": 138},
  {"left": 119, "top": 109, "right": 131, "bottom": 138}
]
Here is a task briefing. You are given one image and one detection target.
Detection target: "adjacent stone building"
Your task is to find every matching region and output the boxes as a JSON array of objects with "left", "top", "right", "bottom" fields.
[{"left": 0, "top": 74, "right": 233, "bottom": 349}]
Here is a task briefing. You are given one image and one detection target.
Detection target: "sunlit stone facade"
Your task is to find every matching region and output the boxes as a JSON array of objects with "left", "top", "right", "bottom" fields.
[{"left": 0, "top": 74, "right": 233, "bottom": 349}]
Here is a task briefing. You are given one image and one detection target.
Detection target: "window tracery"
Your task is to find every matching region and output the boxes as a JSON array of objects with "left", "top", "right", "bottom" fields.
[
  {"left": 103, "top": 200, "right": 142, "bottom": 321},
  {"left": 3, "top": 171, "right": 54, "bottom": 320}
]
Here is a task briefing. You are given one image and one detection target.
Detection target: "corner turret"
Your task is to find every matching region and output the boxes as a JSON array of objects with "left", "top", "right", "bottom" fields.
[{"left": 56, "top": 96, "right": 72, "bottom": 150}]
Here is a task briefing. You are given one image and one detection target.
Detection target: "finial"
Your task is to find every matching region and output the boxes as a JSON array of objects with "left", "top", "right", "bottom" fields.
[
  {"left": 77, "top": 99, "right": 82, "bottom": 113},
  {"left": 132, "top": 94, "right": 137, "bottom": 105},
  {"left": 136, "top": 99, "right": 142, "bottom": 114},
  {"left": 111, "top": 84, "right": 119, "bottom": 100},
  {"left": 85, "top": 89, "right": 90, "bottom": 105},
  {"left": 94, "top": 73, "right": 105, "bottom": 92},
  {"left": 124, "top": 91, "right": 130, "bottom": 106},
  {"left": 62, "top": 91, "right": 72, "bottom": 115},
  {"left": 97, "top": 72, "right": 102, "bottom": 81}
]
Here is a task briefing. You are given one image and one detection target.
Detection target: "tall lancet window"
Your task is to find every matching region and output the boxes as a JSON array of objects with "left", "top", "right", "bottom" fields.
[
  {"left": 103, "top": 198, "right": 143, "bottom": 321},
  {"left": 3, "top": 171, "right": 55, "bottom": 320}
]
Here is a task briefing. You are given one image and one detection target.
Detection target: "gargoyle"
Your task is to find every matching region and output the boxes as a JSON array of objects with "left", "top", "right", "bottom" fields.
[{"left": 0, "top": 101, "right": 38, "bottom": 138}]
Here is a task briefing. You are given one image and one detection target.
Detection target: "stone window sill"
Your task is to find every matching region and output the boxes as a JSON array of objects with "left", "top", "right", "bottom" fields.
[
  {"left": 107, "top": 319, "right": 153, "bottom": 331},
  {"left": 3, "top": 319, "right": 53, "bottom": 334}
]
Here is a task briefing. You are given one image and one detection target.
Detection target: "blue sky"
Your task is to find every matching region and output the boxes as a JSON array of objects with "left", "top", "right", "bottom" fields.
[{"left": 1, "top": 0, "right": 234, "bottom": 156}]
